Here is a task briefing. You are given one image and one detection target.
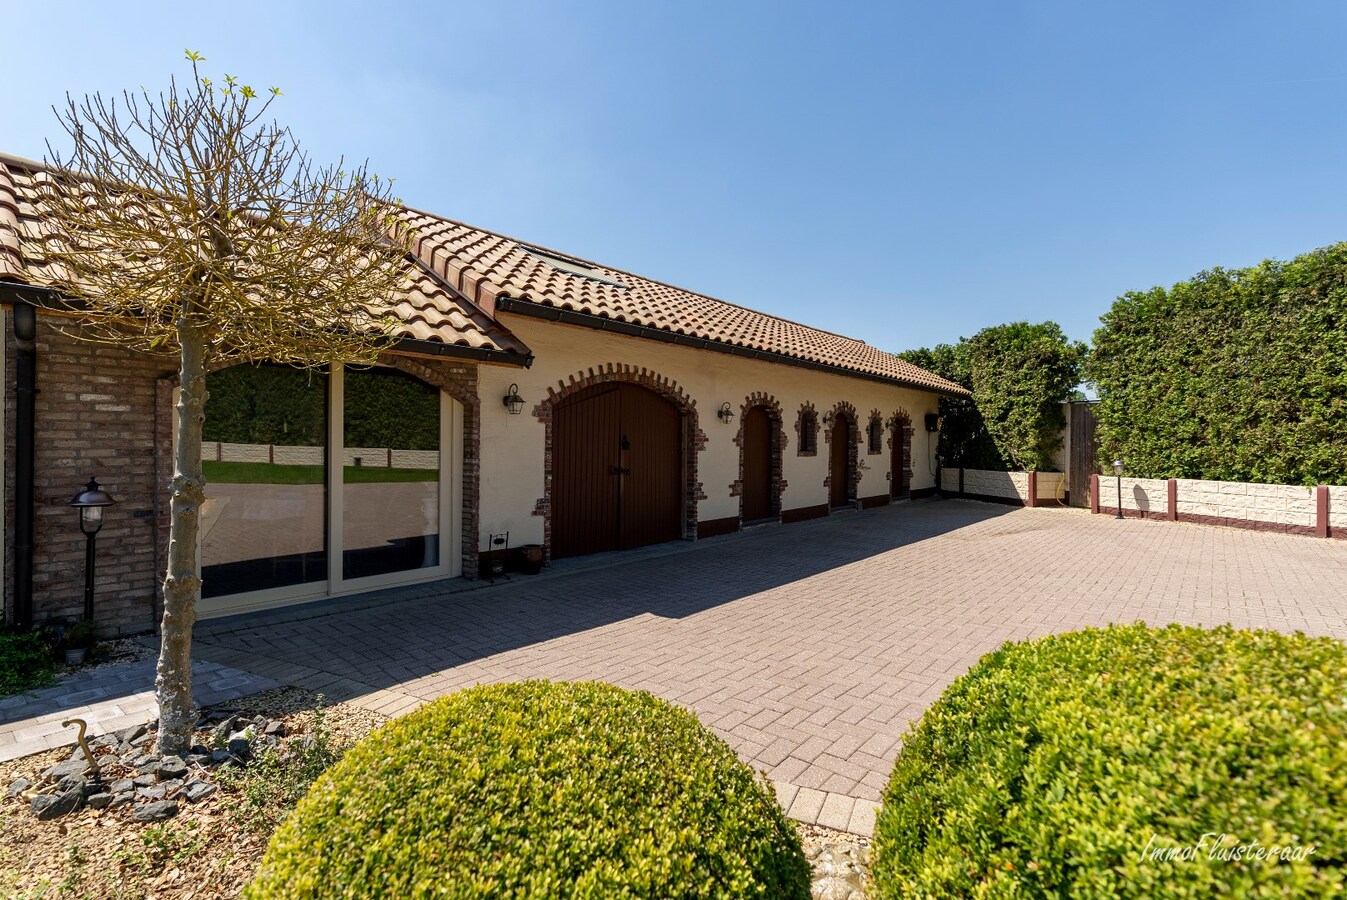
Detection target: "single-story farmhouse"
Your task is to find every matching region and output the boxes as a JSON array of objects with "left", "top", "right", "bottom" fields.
[{"left": 1, "top": 152, "right": 966, "bottom": 631}]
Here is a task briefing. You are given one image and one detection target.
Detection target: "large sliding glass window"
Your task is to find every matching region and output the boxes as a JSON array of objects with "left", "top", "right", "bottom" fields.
[
  {"left": 196, "top": 363, "right": 458, "bottom": 613},
  {"left": 200, "top": 366, "right": 328, "bottom": 599},
  {"left": 341, "top": 367, "right": 440, "bottom": 580}
]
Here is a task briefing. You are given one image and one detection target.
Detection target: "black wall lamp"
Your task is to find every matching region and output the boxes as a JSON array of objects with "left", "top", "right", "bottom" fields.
[
  {"left": 822, "top": 411, "right": 836, "bottom": 427},
  {"left": 69, "top": 478, "right": 117, "bottom": 622},
  {"left": 502, "top": 384, "right": 526, "bottom": 415},
  {"left": 717, "top": 402, "right": 735, "bottom": 425}
]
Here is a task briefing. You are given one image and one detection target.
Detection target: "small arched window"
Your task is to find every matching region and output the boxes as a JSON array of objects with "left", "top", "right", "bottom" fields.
[
  {"left": 868, "top": 416, "right": 884, "bottom": 454},
  {"left": 798, "top": 409, "right": 818, "bottom": 455}
]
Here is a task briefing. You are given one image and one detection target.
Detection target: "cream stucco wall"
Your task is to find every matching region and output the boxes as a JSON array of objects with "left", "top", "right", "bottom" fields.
[{"left": 474, "top": 316, "right": 942, "bottom": 551}]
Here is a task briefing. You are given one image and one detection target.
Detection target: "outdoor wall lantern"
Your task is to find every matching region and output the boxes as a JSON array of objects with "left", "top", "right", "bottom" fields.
[
  {"left": 69, "top": 478, "right": 117, "bottom": 621},
  {"left": 822, "top": 411, "right": 835, "bottom": 427},
  {"left": 502, "top": 383, "right": 526, "bottom": 415},
  {"left": 1112, "top": 459, "right": 1125, "bottom": 520},
  {"left": 717, "top": 402, "right": 735, "bottom": 425}
]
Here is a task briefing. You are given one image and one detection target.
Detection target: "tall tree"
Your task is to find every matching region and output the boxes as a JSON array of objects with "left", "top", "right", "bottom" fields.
[
  {"left": 40, "top": 53, "right": 409, "bottom": 752},
  {"left": 963, "top": 322, "right": 1087, "bottom": 471},
  {"left": 900, "top": 322, "right": 1085, "bottom": 472}
]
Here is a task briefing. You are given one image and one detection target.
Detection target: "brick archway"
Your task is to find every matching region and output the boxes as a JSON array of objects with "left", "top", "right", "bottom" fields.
[
  {"left": 823, "top": 400, "right": 861, "bottom": 502},
  {"left": 887, "top": 408, "right": 914, "bottom": 499},
  {"left": 730, "top": 392, "right": 788, "bottom": 520},
  {"left": 532, "top": 363, "right": 706, "bottom": 560}
]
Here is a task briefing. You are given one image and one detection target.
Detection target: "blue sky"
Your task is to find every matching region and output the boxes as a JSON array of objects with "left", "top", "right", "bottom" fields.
[{"left": 2, "top": 1, "right": 1344, "bottom": 352}]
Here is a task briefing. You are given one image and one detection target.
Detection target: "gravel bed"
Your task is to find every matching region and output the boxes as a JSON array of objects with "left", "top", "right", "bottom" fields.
[{"left": 3, "top": 683, "right": 873, "bottom": 898}]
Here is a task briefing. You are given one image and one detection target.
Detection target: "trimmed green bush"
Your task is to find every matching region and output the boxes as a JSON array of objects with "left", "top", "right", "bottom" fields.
[
  {"left": 248, "top": 681, "right": 809, "bottom": 899},
  {"left": 873, "top": 624, "right": 1347, "bottom": 898},
  {"left": 0, "top": 628, "right": 57, "bottom": 697}
]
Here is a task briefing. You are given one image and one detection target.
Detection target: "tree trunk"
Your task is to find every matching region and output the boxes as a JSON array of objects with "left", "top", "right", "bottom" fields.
[{"left": 155, "top": 319, "right": 208, "bottom": 754}]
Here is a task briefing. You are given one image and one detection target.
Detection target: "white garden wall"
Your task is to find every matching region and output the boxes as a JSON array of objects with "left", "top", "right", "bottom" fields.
[{"left": 1173, "top": 479, "right": 1315, "bottom": 529}]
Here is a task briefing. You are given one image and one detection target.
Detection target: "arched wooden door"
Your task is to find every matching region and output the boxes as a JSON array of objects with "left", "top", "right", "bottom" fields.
[
  {"left": 890, "top": 420, "right": 909, "bottom": 499},
  {"left": 552, "top": 383, "right": 683, "bottom": 558},
  {"left": 829, "top": 414, "right": 853, "bottom": 508},
  {"left": 741, "top": 406, "right": 773, "bottom": 522}
]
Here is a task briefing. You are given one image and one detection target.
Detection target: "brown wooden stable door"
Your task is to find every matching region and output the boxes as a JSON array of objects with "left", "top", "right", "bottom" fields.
[
  {"left": 741, "top": 406, "right": 773, "bottom": 522},
  {"left": 890, "top": 422, "right": 909, "bottom": 499},
  {"left": 830, "top": 414, "right": 853, "bottom": 508},
  {"left": 552, "top": 383, "right": 683, "bottom": 559}
]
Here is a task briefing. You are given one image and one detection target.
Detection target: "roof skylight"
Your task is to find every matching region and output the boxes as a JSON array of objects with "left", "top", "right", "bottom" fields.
[{"left": 521, "top": 246, "right": 628, "bottom": 288}]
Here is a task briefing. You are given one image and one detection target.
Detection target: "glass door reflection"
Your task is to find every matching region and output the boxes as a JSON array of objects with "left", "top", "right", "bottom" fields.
[{"left": 342, "top": 367, "right": 440, "bottom": 580}]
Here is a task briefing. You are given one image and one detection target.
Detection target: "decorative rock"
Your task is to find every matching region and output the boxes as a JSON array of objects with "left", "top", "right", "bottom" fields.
[
  {"left": 160, "top": 778, "right": 185, "bottom": 794},
  {"left": 227, "top": 736, "right": 251, "bottom": 757},
  {"left": 263, "top": 720, "right": 287, "bottom": 737},
  {"left": 210, "top": 716, "right": 239, "bottom": 746},
  {"left": 135, "top": 760, "right": 160, "bottom": 776},
  {"left": 94, "top": 734, "right": 118, "bottom": 748},
  {"left": 87, "top": 792, "right": 116, "bottom": 810},
  {"left": 32, "top": 788, "right": 84, "bottom": 820},
  {"left": 187, "top": 753, "right": 212, "bottom": 767},
  {"left": 7, "top": 777, "right": 32, "bottom": 798},
  {"left": 132, "top": 774, "right": 155, "bottom": 788},
  {"left": 129, "top": 732, "right": 153, "bottom": 748},
  {"left": 56, "top": 775, "right": 86, "bottom": 795},
  {"left": 42, "top": 758, "right": 89, "bottom": 783},
  {"left": 180, "top": 780, "right": 217, "bottom": 803},
  {"left": 109, "top": 778, "right": 135, "bottom": 795},
  {"left": 210, "top": 750, "right": 232, "bottom": 765},
  {"left": 137, "top": 785, "right": 167, "bottom": 800},
  {"left": 133, "top": 800, "right": 178, "bottom": 822},
  {"left": 97, "top": 754, "right": 120, "bottom": 768},
  {"left": 108, "top": 793, "right": 133, "bottom": 808},
  {"left": 156, "top": 757, "right": 188, "bottom": 781},
  {"left": 116, "top": 723, "right": 149, "bottom": 744}
]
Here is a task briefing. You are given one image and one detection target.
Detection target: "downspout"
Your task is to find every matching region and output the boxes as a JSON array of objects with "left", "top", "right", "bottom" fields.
[{"left": 12, "top": 302, "right": 35, "bottom": 629}]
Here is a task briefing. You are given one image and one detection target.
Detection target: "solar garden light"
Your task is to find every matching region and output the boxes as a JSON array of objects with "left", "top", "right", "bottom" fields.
[
  {"left": 69, "top": 478, "right": 117, "bottom": 621},
  {"left": 502, "top": 383, "right": 526, "bottom": 415},
  {"left": 716, "top": 402, "right": 735, "bottom": 425},
  {"left": 1112, "top": 459, "right": 1125, "bottom": 520}
]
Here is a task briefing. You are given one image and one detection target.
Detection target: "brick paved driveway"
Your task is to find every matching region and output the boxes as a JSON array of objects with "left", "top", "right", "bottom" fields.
[{"left": 193, "top": 500, "right": 1347, "bottom": 834}]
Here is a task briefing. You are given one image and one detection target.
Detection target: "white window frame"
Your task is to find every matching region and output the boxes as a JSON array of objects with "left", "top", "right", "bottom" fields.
[{"left": 193, "top": 363, "right": 463, "bottom": 619}]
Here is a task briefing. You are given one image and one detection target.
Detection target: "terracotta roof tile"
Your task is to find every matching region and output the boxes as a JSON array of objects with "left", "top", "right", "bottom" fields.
[
  {"left": 0, "top": 153, "right": 529, "bottom": 359},
  {"left": 396, "top": 206, "right": 967, "bottom": 394}
]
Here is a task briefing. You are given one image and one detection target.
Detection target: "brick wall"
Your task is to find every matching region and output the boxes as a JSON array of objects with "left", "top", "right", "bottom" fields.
[{"left": 5, "top": 318, "right": 170, "bottom": 634}]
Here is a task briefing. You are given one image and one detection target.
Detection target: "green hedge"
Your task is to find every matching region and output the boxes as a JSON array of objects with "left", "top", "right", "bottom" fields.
[
  {"left": 248, "top": 681, "right": 809, "bottom": 899},
  {"left": 899, "top": 322, "right": 1085, "bottom": 472},
  {"left": 1088, "top": 244, "right": 1347, "bottom": 486},
  {"left": 873, "top": 624, "right": 1347, "bottom": 898}
]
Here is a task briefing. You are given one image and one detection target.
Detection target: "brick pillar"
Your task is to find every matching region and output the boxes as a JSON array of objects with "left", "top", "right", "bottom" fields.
[
  {"left": 1026, "top": 471, "right": 1038, "bottom": 508},
  {"left": 1090, "top": 473, "right": 1100, "bottom": 514},
  {"left": 1167, "top": 478, "right": 1178, "bottom": 521},
  {"left": 1317, "top": 485, "right": 1330, "bottom": 538}
]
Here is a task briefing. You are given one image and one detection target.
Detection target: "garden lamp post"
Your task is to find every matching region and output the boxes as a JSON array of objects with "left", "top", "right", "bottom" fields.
[
  {"left": 1112, "top": 459, "right": 1124, "bottom": 520},
  {"left": 69, "top": 478, "right": 117, "bottom": 621}
]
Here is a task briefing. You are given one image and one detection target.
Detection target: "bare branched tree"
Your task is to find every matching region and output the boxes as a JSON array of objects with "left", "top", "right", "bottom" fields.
[{"left": 39, "top": 52, "right": 411, "bottom": 753}]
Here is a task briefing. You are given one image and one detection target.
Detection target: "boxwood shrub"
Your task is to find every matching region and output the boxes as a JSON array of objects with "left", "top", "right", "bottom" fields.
[
  {"left": 873, "top": 624, "right": 1347, "bottom": 898},
  {"left": 248, "top": 680, "right": 809, "bottom": 899}
]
